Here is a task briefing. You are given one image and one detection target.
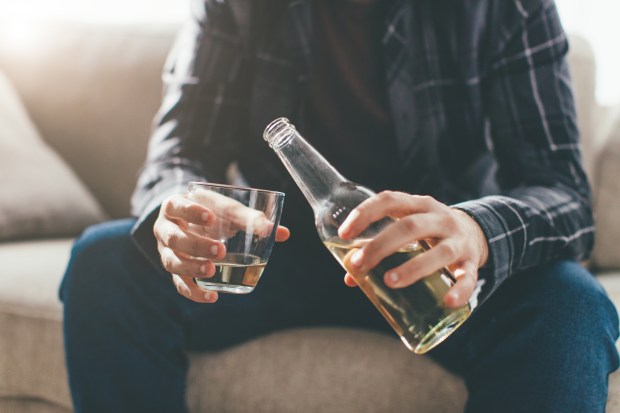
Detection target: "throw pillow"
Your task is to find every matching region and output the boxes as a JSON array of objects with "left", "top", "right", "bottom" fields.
[{"left": 0, "top": 70, "right": 106, "bottom": 240}]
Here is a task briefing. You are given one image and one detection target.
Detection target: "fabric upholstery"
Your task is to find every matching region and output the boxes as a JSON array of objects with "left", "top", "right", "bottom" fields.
[
  {"left": 599, "top": 272, "right": 620, "bottom": 310},
  {"left": 0, "top": 400, "right": 71, "bottom": 413},
  {"left": 566, "top": 35, "right": 597, "bottom": 180},
  {"left": 0, "top": 240, "right": 72, "bottom": 410},
  {"left": 592, "top": 109, "right": 620, "bottom": 269},
  {"left": 610, "top": 364, "right": 620, "bottom": 413},
  {"left": 187, "top": 328, "right": 467, "bottom": 413},
  {"left": 0, "top": 23, "right": 176, "bottom": 218},
  {"left": 0, "top": 72, "right": 105, "bottom": 240}
]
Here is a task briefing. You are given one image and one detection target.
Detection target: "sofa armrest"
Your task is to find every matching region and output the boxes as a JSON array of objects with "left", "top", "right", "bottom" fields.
[{"left": 591, "top": 104, "right": 620, "bottom": 270}]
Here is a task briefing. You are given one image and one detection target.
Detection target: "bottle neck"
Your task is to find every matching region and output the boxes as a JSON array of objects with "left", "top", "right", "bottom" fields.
[{"left": 264, "top": 118, "right": 347, "bottom": 211}]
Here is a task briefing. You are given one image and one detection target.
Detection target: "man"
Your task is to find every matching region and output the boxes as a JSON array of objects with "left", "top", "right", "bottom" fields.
[{"left": 60, "top": 0, "right": 620, "bottom": 412}]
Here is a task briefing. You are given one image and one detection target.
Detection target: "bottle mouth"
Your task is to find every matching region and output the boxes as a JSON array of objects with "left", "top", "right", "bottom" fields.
[{"left": 263, "top": 117, "right": 295, "bottom": 149}]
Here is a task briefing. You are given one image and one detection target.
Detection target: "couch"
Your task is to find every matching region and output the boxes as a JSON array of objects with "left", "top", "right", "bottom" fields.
[{"left": 0, "top": 21, "right": 619, "bottom": 413}]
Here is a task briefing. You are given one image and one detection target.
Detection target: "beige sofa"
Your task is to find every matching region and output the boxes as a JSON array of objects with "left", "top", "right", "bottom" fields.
[{"left": 0, "top": 22, "right": 619, "bottom": 413}]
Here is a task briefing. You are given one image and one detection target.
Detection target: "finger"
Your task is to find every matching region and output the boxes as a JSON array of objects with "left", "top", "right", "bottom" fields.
[
  {"left": 162, "top": 195, "right": 212, "bottom": 226},
  {"left": 190, "top": 188, "right": 283, "bottom": 240},
  {"left": 239, "top": 209, "right": 278, "bottom": 238},
  {"left": 193, "top": 190, "right": 263, "bottom": 233},
  {"left": 156, "top": 219, "right": 226, "bottom": 260},
  {"left": 444, "top": 262, "right": 478, "bottom": 308},
  {"left": 345, "top": 213, "right": 447, "bottom": 275},
  {"left": 172, "top": 274, "right": 219, "bottom": 303},
  {"left": 275, "top": 226, "right": 290, "bottom": 242},
  {"left": 160, "top": 247, "right": 216, "bottom": 278},
  {"left": 383, "top": 241, "right": 460, "bottom": 289},
  {"left": 338, "top": 193, "right": 440, "bottom": 239},
  {"left": 344, "top": 273, "right": 358, "bottom": 287}
]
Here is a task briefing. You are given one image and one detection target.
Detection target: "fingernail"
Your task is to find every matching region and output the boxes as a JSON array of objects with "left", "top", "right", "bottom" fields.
[
  {"left": 351, "top": 250, "right": 364, "bottom": 267},
  {"left": 450, "top": 291, "right": 459, "bottom": 303},
  {"left": 202, "top": 212, "right": 210, "bottom": 223},
  {"left": 387, "top": 272, "right": 399, "bottom": 284},
  {"left": 199, "top": 264, "right": 207, "bottom": 274},
  {"left": 204, "top": 292, "right": 215, "bottom": 301},
  {"left": 210, "top": 245, "right": 219, "bottom": 256}
]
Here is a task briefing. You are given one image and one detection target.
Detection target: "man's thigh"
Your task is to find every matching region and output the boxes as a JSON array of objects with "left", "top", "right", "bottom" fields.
[{"left": 428, "top": 260, "right": 619, "bottom": 412}]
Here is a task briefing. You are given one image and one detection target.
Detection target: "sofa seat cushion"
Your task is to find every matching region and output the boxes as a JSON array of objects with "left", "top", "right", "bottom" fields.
[
  {"left": 187, "top": 328, "right": 467, "bottom": 413},
  {"left": 598, "top": 272, "right": 620, "bottom": 314},
  {"left": 0, "top": 239, "right": 74, "bottom": 410},
  {"left": 0, "top": 239, "right": 73, "bottom": 319}
]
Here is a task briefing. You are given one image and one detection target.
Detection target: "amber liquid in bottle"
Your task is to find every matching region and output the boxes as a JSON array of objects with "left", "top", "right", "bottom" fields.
[
  {"left": 263, "top": 118, "right": 470, "bottom": 353},
  {"left": 324, "top": 239, "right": 470, "bottom": 353}
]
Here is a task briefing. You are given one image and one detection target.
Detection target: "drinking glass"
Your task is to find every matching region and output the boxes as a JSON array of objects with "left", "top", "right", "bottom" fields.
[{"left": 187, "top": 182, "right": 285, "bottom": 294}]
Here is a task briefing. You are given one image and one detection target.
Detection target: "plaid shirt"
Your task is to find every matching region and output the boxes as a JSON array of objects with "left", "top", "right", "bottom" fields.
[{"left": 131, "top": 0, "right": 593, "bottom": 304}]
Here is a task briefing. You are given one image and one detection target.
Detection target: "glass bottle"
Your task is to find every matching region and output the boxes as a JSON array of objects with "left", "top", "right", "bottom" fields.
[{"left": 263, "top": 118, "right": 471, "bottom": 354}]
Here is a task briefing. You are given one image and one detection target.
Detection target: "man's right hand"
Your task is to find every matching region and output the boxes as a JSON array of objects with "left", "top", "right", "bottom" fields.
[{"left": 154, "top": 193, "right": 290, "bottom": 303}]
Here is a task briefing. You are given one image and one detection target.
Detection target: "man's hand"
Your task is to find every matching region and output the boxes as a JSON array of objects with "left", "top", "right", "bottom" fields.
[
  {"left": 337, "top": 192, "right": 488, "bottom": 308},
  {"left": 154, "top": 192, "right": 290, "bottom": 303}
]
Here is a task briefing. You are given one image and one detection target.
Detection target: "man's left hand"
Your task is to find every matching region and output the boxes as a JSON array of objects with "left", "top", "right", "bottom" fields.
[{"left": 338, "top": 192, "right": 489, "bottom": 308}]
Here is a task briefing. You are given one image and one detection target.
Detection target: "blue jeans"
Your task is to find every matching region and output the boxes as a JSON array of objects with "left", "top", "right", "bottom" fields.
[{"left": 60, "top": 219, "right": 620, "bottom": 413}]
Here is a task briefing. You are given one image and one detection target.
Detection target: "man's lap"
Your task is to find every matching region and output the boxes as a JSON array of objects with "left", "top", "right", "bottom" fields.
[
  {"left": 65, "top": 218, "right": 619, "bottom": 366},
  {"left": 63, "top": 218, "right": 392, "bottom": 351}
]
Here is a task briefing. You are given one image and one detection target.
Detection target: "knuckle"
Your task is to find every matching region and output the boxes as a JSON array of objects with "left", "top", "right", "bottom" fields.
[
  {"left": 191, "top": 261, "right": 203, "bottom": 276},
  {"left": 377, "top": 190, "right": 396, "bottom": 202},
  {"left": 162, "top": 197, "right": 176, "bottom": 214},
  {"left": 439, "top": 242, "right": 458, "bottom": 261},
  {"left": 417, "top": 195, "right": 434, "bottom": 206},
  {"left": 189, "top": 238, "right": 202, "bottom": 255},
  {"left": 186, "top": 203, "right": 202, "bottom": 220},
  {"left": 189, "top": 237, "right": 205, "bottom": 256},
  {"left": 165, "top": 229, "right": 182, "bottom": 249},
  {"left": 442, "top": 218, "right": 457, "bottom": 233},
  {"left": 161, "top": 251, "right": 175, "bottom": 272},
  {"left": 362, "top": 243, "right": 378, "bottom": 260},
  {"left": 445, "top": 211, "right": 459, "bottom": 225},
  {"left": 153, "top": 219, "right": 163, "bottom": 240},
  {"left": 401, "top": 216, "right": 418, "bottom": 233}
]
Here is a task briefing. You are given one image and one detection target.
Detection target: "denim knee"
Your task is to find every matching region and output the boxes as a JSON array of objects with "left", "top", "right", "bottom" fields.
[
  {"left": 60, "top": 219, "right": 138, "bottom": 302},
  {"left": 525, "top": 261, "right": 619, "bottom": 372}
]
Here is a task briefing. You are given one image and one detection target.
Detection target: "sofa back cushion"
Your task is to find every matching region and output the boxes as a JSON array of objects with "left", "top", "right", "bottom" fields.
[
  {"left": 0, "top": 70, "right": 106, "bottom": 240},
  {"left": 0, "top": 22, "right": 177, "bottom": 218}
]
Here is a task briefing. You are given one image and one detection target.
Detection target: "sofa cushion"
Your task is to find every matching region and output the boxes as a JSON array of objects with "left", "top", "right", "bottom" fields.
[
  {"left": 598, "top": 271, "right": 620, "bottom": 309},
  {"left": 0, "top": 71, "right": 105, "bottom": 241},
  {"left": 0, "top": 239, "right": 74, "bottom": 410},
  {"left": 0, "top": 239, "right": 73, "bottom": 319},
  {"left": 566, "top": 35, "right": 597, "bottom": 181},
  {"left": 187, "top": 328, "right": 467, "bottom": 413},
  {"left": 0, "top": 23, "right": 176, "bottom": 218}
]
